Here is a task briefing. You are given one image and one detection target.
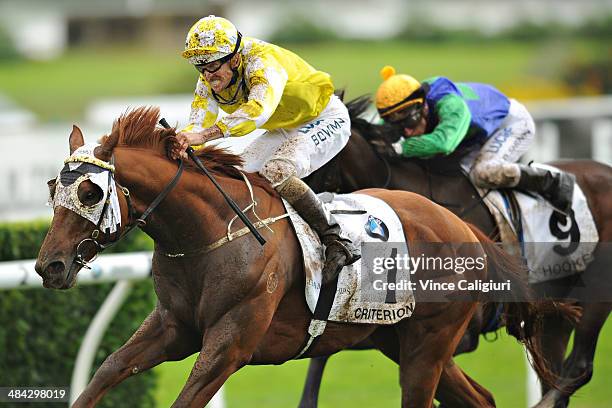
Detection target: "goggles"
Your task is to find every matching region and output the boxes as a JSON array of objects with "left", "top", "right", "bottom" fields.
[
  {"left": 194, "top": 32, "right": 242, "bottom": 74},
  {"left": 386, "top": 103, "right": 425, "bottom": 130}
]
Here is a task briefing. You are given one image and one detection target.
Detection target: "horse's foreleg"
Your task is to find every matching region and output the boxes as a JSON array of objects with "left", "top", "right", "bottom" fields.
[
  {"left": 73, "top": 306, "right": 199, "bottom": 408},
  {"left": 536, "top": 302, "right": 611, "bottom": 408},
  {"left": 171, "top": 299, "right": 276, "bottom": 408},
  {"left": 298, "top": 356, "right": 330, "bottom": 408}
]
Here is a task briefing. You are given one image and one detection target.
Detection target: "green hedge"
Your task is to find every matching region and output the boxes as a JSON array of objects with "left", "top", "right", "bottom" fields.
[
  {"left": 0, "top": 26, "right": 20, "bottom": 61},
  {"left": 0, "top": 220, "right": 157, "bottom": 407}
]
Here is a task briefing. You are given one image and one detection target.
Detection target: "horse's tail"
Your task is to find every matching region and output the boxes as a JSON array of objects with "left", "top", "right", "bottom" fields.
[{"left": 467, "top": 223, "right": 581, "bottom": 389}]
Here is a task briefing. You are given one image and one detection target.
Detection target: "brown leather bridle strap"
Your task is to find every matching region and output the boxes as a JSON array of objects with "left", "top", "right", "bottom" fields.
[{"left": 74, "top": 158, "right": 184, "bottom": 268}]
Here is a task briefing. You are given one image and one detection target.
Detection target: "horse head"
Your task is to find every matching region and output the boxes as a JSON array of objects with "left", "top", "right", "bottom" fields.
[
  {"left": 35, "top": 106, "right": 275, "bottom": 290},
  {"left": 35, "top": 123, "right": 129, "bottom": 289}
]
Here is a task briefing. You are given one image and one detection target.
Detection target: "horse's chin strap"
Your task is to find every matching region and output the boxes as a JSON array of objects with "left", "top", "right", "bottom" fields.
[{"left": 74, "top": 159, "right": 185, "bottom": 268}]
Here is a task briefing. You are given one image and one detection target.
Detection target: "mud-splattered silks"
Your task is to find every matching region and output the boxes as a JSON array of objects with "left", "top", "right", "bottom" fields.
[{"left": 48, "top": 143, "right": 122, "bottom": 234}]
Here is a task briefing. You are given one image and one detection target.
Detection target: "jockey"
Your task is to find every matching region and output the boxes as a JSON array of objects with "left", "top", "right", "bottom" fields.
[
  {"left": 170, "top": 15, "right": 360, "bottom": 283},
  {"left": 375, "top": 66, "right": 575, "bottom": 214}
]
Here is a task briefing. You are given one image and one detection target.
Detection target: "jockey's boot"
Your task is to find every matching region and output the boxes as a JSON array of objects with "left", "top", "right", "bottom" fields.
[
  {"left": 277, "top": 176, "right": 361, "bottom": 284},
  {"left": 516, "top": 164, "right": 575, "bottom": 214}
]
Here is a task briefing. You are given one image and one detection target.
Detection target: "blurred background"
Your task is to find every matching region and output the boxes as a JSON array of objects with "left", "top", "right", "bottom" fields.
[{"left": 0, "top": 0, "right": 610, "bottom": 407}]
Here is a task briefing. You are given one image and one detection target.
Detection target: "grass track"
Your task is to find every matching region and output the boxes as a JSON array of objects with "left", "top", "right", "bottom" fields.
[{"left": 153, "top": 321, "right": 611, "bottom": 407}]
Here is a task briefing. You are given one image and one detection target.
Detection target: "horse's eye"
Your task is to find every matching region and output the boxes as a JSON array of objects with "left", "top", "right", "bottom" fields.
[{"left": 77, "top": 181, "right": 103, "bottom": 206}]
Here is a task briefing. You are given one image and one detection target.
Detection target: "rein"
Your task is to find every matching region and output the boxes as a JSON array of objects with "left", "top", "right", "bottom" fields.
[
  {"left": 74, "top": 158, "right": 185, "bottom": 268},
  {"left": 158, "top": 118, "right": 266, "bottom": 246},
  {"left": 378, "top": 152, "right": 392, "bottom": 188}
]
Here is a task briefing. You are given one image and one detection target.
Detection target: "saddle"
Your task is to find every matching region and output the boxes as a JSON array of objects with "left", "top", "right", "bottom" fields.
[
  {"left": 284, "top": 191, "right": 415, "bottom": 359},
  {"left": 471, "top": 164, "right": 599, "bottom": 284},
  {"left": 390, "top": 153, "right": 599, "bottom": 284}
]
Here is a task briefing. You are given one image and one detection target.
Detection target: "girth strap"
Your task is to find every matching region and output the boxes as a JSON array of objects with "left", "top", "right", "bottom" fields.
[{"left": 292, "top": 276, "right": 339, "bottom": 359}]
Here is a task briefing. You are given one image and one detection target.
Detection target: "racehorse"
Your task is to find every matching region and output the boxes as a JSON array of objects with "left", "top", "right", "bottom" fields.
[
  {"left": 300, "top": 96, "right": 612, "bottom": 408},
  {"left": 35, "top": 107, "right": 560, "bottom": 407}
]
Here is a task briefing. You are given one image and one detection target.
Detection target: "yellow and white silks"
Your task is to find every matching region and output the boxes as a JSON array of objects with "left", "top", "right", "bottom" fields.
[{"left": 183, "top": 37, "right": 351, "bottom": 187}]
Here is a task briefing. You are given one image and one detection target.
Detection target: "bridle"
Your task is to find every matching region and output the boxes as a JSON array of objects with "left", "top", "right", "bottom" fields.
[
  {"left": 73, "top": 157, "right": 185, "bottom": 269},
  {"left": 68, "top": 117, "right": 267, "bottom": 270},
  {"left": 377, "top": 151, "right": 393, "bottom": 189}
]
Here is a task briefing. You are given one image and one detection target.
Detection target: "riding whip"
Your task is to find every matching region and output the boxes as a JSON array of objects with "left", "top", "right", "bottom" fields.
[{"left": 159, "top": 118, "right": 266, "bottom": 246}]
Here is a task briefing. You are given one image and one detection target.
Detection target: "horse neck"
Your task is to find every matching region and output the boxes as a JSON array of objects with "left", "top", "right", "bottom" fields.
[
  {"left": 386, "top": 159, "right": 432, "bottom": 196},
  {"left": 341, "top": 131, "right": 428, "bottom": 193},
  {"left": 340, "top": 131, "right": 390, "bottom": 190},
  {"left": 113, "top": 148, "right": 259, "bottom": 254}
]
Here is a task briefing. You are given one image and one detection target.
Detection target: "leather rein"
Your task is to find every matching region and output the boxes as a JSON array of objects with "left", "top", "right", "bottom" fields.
[{"left": 73, "top": 158, "right": 185, "bottom": 269}]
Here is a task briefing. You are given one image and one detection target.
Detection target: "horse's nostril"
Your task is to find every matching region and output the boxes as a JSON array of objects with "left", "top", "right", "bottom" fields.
[{"left": 46, "top": 261, "right": 65, "bottom": 276}]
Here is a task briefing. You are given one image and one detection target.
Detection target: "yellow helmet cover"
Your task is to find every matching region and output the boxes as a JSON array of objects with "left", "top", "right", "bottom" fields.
[
  {"left": 182, "top": 15, "right": 242, "bottom": 65},
  {"left": 375, "top": 66, "right": 424, "bottom": 117}
]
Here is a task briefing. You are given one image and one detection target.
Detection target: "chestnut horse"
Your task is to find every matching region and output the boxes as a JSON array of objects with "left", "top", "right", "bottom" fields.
[
  {"left": 36, "top": 107, "right": 557, "bottom": 407},
  {"left": 300, "top": 97, "right": 612, "bottom": 408}
]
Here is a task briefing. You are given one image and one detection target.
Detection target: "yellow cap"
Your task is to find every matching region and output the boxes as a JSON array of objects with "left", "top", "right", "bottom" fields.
[
  {"left": 380, "top": 65, "right": 396, "bottom": 81},
  {"left": 182, "top": 15, "right": 241, "bottom": 65},
  {"left": 375, "top": 66, "right": 423, "bottom": 117}
]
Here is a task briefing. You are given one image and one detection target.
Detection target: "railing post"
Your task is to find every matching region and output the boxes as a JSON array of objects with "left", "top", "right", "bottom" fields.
[
  {"left": 592, "top": 119, "right": 612, "bottom": 164},
  {"left": 526, "top": 121, "right": 560, "bottom": 163},
  {"left": 209, "top": 387, "right": 225, "bottom": 408},
  {"left": 525, "top": 350, "right": 541, "bottom": 407},
  {"left": 69, "top": 280, "right": 133, "bottom": 405}
]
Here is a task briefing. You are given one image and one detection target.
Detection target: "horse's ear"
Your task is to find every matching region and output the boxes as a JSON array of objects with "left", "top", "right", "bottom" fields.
[
  {"left": 69, "top": 125, "right": 84, "bottom": 154},
  {"left": 334, "top": 89, "right": 345, "bottom": 102},
  {"left": 94, "top": 128, "right": 119, "bottom": 162}
]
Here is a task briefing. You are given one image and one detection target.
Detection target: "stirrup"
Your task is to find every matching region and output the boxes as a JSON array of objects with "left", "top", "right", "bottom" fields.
[
  {"left": 321, "top": 240, "right": 361, "bottom": 284},
  {"left": 548, "top": 172, "right": 575, "bottom": 215},
  {"left": 332, "top": 240, "right": 361, "bottom": 265}
]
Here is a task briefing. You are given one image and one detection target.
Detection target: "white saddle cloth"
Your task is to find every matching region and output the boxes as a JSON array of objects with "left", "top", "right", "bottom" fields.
[
  {"left": 284, "top": 192, "right": 415, "bottom": 324},
  {"left": 478, "top": 164, "right": 599, "bottom": 283}
]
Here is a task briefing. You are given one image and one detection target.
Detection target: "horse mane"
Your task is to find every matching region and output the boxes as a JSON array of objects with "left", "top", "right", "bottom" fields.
[
  {"left": 109, "top": 106, "right": 276, "bottom": 195},
  {"left": 188, "top": 145, "right": 276, "bottom": 196},
  {"left": 346, "top": 95, "right": 400, "bottom": 145},
  {"left": 112, "top": 106, "right": 175, "bottom": 150}
]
